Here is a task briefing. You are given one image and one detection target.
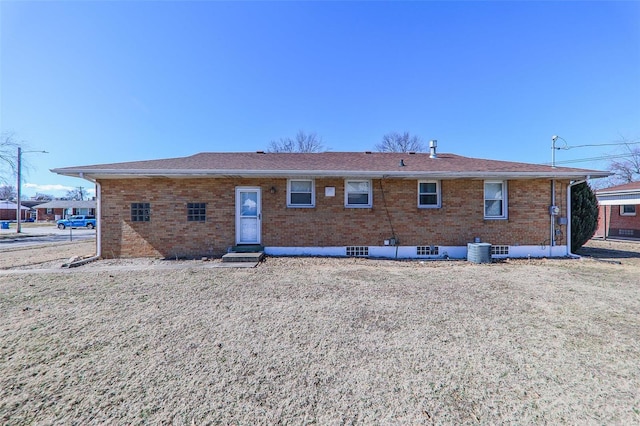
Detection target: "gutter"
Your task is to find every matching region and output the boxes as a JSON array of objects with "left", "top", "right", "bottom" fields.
[
  {"left": 566, "top": 179, "right": 587, "bottom": 259},
  {"left": 51, "top": 168, "right": 612, "bottom": 181}
]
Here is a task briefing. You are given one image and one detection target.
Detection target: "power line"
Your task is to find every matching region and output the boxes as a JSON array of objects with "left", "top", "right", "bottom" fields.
[
  {"left": 544, "top": 152, "right": 637, "bottom": 166},
  {"left": 563, "top": 141, "right": 640, "bottom": 149}
]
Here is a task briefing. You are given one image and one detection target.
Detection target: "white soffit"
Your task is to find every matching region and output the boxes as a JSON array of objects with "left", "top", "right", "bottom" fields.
[{"left": 597, "top": 194, "right": 640, "bottom": 205}]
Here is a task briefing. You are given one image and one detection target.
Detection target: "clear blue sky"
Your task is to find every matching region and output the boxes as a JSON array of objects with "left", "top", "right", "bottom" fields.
[{"left": 1, "top": 1, "right": 639, "bottom": 198}]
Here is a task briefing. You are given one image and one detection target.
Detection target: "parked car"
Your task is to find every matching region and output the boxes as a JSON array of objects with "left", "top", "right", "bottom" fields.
[{"left": 57, "top": 215, "right": 96, "bottom": 230}]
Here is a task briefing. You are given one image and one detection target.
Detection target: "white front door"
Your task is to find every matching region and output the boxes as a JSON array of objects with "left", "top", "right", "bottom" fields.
[{"left": 236, "top": 187, "right": 261, "bottom": 245}]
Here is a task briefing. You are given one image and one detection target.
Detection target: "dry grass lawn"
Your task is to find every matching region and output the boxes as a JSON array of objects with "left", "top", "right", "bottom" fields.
[{"left": 1, "top": 240, "right": 639, "bottom": 424}]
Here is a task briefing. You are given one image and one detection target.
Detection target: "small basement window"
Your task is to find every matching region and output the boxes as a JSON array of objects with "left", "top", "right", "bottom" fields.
[
  {"left": 346, "top": 246, "right": 369, "bottom": 257},
  {"left": 417, "top": 246, "right": 439, "bottom": 256},
  {"left": 491, "top": 245, "right": 509, "bottom": 256}
]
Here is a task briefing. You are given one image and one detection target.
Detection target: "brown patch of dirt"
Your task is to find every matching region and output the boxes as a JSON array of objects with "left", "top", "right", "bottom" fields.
[
  {"left": 578, "top": 238, "right": 640, "bottom": 265},
  {"left": 0, "top": 240, "right": 96, "bottom": 269},
  {"left": 1, "top": 242, "right": 639, "bottom": 423}
]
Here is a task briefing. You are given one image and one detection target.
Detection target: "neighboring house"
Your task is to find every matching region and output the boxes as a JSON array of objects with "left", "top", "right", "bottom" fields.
[
  {"left": 0, "top": 200, "right": 31, "bottom": 221},
  {"left": 33, "top": 200, "right": 97, "bottom": 222},
  {"left": 21, "top": 200, "right": 44, "bottom": 221},
  {"left": 52, "top": 149, "right": 609, "bottom": 259},
  {"left": 595, "top": 181, "right": 640, "bottom": 240}
]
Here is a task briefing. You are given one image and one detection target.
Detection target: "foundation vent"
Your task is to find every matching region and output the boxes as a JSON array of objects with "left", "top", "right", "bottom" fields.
[
  {"left": 346, "top": 246, "right": 369, "bottom": 257},
  {"left": 619, "top": 229, "right": 634, "bottom": 236},
  {"left": 417, "top": 246, "right": 439, "bottom": 256}
]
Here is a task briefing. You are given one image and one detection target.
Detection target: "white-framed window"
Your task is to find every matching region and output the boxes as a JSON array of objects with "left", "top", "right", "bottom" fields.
[
  {"left": 620, "top": 205, "right": 637, "bottom": 216},
  {"left": 287, "top": 179, "right": 315, "bottom": 208},
  {"left": 484, "top": 181, "right": 507, "bottom": 219},
  {"left": 418, "top": 180, "right": 441, "bottom": 208},
  {"left": 345, "top": 180, "right": 372, "bottom": 208}
]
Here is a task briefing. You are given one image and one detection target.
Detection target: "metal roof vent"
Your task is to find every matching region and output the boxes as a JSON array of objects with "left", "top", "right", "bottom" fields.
[{"left": 429, "top": 140, "right": 437, "bottom": 159}]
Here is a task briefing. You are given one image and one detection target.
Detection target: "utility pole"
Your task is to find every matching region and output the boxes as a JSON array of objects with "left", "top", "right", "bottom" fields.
[
  {"left": 16, "top": 147, "right": 48, "bottom": 233},
  {"left": 16, "top": 147, "right": 21, "bottom": 233}
]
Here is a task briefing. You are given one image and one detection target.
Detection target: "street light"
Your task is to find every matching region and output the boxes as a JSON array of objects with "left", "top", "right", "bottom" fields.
[
  {"left": 551, "top": 135, "right": 568, "bottom": 168},
  {"left": 16, "top": 147, "right": 48, "bottom": 233}
]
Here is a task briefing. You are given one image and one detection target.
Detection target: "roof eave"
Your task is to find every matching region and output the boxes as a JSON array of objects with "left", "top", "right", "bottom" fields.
[
  {"left": 596, "top": 189, "right": 640, "bottom": 196},
  {"left": 51, "top": 168, "right": 610, "bottom": 180}
]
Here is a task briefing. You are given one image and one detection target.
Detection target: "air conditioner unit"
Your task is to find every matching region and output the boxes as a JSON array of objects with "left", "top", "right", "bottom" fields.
[{"left": 467, "top": 243, "right": 491, "bottom": 264}]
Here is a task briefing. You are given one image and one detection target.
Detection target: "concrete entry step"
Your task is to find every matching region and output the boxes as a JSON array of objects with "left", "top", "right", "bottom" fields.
[
  {"left": 231, "top": 245, "right": 264, "bottom": 253},
  {"left": 222, "top": 252, "right": 265, "bottom": 263}
]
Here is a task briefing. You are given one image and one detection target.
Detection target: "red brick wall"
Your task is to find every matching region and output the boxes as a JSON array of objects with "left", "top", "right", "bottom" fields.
[
  {"left": 36, "top": 208, "right": 66, "bottom": 222},
  {"left": 596, "top": 205, "right": 640, "bottom": 238},
  {"left": 0, "top": 209, "right": 30, "bottom": 221},
  {"left": 97, "top": 177, "right": 569, "bottom": 258}
]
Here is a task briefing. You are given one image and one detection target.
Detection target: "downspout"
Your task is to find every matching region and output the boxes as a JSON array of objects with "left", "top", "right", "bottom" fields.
[
  {"left": 95, "top": 181, "right": 102, "bottom": 258},
  {"left": 566, "top": 179, "right": 587, "bottom": 258},
  {"left": 604, "top": 205, "right": 608, "bottom": 240},
  {"left": 550, "top": 180, "right": 555, "bottom": 257},
  {"left": 67, "top": 180, "right": 101, "bottom": 267}
]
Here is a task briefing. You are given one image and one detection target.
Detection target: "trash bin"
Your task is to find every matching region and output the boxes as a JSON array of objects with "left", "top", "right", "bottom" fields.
[{"left": 1, "top": 222, "right": 9, "bottom": 229}]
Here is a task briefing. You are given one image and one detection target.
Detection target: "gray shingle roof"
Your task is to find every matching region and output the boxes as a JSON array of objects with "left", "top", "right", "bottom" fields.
[
  {"left": 596, "top": 181, "right": 640, "bottom": 194},
  {"left": 33, "top": 200, "right": 96, "bottom": 209},
  {"left": 51, "top": 151, "right": 610, "bottom": 180}
]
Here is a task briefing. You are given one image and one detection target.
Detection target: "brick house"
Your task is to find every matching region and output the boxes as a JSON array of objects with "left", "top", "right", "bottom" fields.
[
  {"left": 34, "top": 200, "right": 97, "bottom": 222},
  {"left": 595, "top": 181, "right": 640, "bottom": 239},
  {"left": 52, "top": 150, "right": 608, "bottom": 259},
  {"left": 0, "top": 200, "right": 30, "bottom": 221}
]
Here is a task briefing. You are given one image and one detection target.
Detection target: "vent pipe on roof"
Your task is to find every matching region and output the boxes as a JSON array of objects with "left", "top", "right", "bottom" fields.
[{"left": 429, "top": 140, "right": 437, "bottom": 159}]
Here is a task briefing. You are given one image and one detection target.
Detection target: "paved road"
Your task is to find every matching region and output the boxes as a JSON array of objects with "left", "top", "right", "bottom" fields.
[{"left": 0, "top": 225, "right": 96, "bottom": 249}]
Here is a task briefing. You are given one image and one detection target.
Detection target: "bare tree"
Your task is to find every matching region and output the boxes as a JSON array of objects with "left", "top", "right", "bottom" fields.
[
  {"left": 0, "top": 185, "right": 17, "bottom": 200},
  {"left": 0, "top": 132, "right": 20, "bottom": 185},
  {"left": 34, "top": 193, "right": 54, "bottom": 201},
  {"left": 375, "top": 131, "right": 426, "bottom": 153},
  {"left": 65, "top": 187, "right": 86, "bottom": 201},
  {"left": 267, "top": 130, "right": 325, "bottom": 153},
  {"left": 609, "top": 141, "right": 640, "bottom": 183}
]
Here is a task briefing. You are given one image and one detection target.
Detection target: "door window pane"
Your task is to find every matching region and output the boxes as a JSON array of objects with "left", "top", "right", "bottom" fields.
[{"left": 241, "top": 192, "right": 257, "bottom": 216}]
